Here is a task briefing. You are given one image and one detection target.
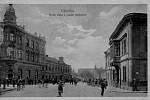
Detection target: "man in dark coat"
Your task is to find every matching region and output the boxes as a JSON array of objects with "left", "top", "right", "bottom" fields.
[
  {"left": 3, "top": 79, "right": 6, "bottom": 89},
  {"left": 58, "top": 81, "right": 64, "bottom": 97},
  {"left": 12, "top": 79, "right": 16, "bottom": 88},
  {"left": 132, "top": 78, "right": 138, "bottom": 91},
  {"left": 100, "top": 80, "right": 107, "bottom": 96}
]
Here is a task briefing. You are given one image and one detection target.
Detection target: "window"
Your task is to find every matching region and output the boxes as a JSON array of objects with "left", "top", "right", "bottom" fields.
[
  {"left": 19, "top": 36, "right": 22, "bottom": 45},
  {"left": 18, "top": 50, "right": 22, "bottom": 59},
  {"left": 145, "top": 36, "right": 147, "bottom": 52},
  {"left": 5, "top": 33, "right": 9, "bottom": 41},
  {"left": 124, "top": 39, "right": 126, "bottom": 54},
  {"left": 32, "top": 53, "right": 34, "bottom": 62},
  {"left": 37, "top": 54, "right": 39, "bottom": 62},
  {"left": 26, "top": 38, "right": 29, "bottom": 47},
  {"left": 115, "top": 42, "right": 120, "bottom": 56},
  {"left": 123, "top": 66, "right": 126, "bottom": 82},
  {"left": 31, "top": 40, "right": 34, "bottom": 48},
  {"left": 36, "top": 42, "right": 38, "bottom": 49},
  {"left": 121, "top": 38, "right": 127, "bottom": 56},
  {"left": 34, "top": 55, "right": 36, "bottom": 62},
  {"left": 46, "top": 65, "right": 48, "bottom": 71},
  {"left": 27, "top": 52, "right": 30, "bottom": 61},
  {"left": 10, "top": 33, "right": 14, "bottom": 41},
  {"left": 61, "top": 67, "right": 63, "bottom": 72}
]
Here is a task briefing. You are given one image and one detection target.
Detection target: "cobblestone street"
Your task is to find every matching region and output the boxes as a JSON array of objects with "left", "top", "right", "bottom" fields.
[{"left": 0, "top": 82, "right": 147, "bottom": 97}]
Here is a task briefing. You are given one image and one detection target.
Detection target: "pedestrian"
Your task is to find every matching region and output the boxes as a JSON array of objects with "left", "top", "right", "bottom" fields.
[
  {"left": 3, "top": 79, "right": 6, "bottom": 89},
  {"left": 58, "top": 80, "right": 64, "bottom": 97},
  {"left": 12, "top": 79, "right": 16, "bottom": 88},
  {"left": 6, "top": 79, "right": 9, "bottom": 87},
  {"left": 17, "top": 79, "right": 20, "bottom": 91},
  {"left": 100, "top": 80, "right": 107, "bottom": 96},
  {"left": 132, "top": 78, "right": 138, "bottom": 91},
  {"left": 22, "top": 79, "right": 25, "bottom": 89}
]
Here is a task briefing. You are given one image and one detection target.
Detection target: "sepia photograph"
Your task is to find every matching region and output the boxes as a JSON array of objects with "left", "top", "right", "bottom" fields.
[{"left": 0, "top": 3, "right": 148, "bottom": 98}]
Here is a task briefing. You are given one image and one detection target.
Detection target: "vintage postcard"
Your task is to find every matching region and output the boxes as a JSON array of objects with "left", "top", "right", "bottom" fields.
[{"left": 0, "top": 0, "right": 149, "bottom": 100}]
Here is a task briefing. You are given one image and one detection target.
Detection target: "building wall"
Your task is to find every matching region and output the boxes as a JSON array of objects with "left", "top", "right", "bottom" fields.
[
  {"left": 0, "top": 4, "right": 46, "bottom": 83},
  {"left": 107, "top": 13, "right": 147, "bottom": 90},
  {"left": 132, "top": 23, "right": 147, "bottom": 84},
  {"left": 45, "top": 56, "right": 72, "bottom": 81}
]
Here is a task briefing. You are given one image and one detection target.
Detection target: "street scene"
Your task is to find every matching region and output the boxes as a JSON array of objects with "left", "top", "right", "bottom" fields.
[
  {"left": 0, "top": 82, "right": 147, "bottom": 97},
  {"left": 0, "top": 4, "right": 148, "bottom": 97}
]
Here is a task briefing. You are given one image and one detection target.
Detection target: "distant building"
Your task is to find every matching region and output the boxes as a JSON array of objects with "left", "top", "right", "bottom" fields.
[
  {"left": 45, "top": 55, "right": 72, "bottom": 81},
  {"left": 78, "top": 67, "right": 105, "bottom": 80},
  {"left": 105, "top": 13, "right": 147, "bottom": 91},
  {"left": 105, "top": 48, "right": 114, "bottom": 86},
  {"left": 0, "top": 4, "right": 46, "bottom": 83}
]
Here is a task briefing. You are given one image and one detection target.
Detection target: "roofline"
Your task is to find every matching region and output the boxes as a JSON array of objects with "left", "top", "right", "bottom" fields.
[
  {"left": 109, "top": 13, "right": 147, "bottom": 41},
  {"left": 1, "top": 21, "right": 46, "bottom": 42}
]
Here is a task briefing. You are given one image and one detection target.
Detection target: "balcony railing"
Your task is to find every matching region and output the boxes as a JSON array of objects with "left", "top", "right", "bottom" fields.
[{"left": 113, "top": 56, "right": 120, "bottom": 63}]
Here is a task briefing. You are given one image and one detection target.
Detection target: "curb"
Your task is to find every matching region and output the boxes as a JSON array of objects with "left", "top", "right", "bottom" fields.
[
  {"left": 107, "top": 87, "right": 148, "bottom": 93},
  {"left": 110, "top": 90, "right": 148, "bottom": 93}
]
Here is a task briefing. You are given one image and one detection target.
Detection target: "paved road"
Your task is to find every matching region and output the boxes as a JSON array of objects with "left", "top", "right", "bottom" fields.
[
  {"left": 0, "top": 82, "right": 147, "bottom": 97},
  {"left": 0, "top": 84, "right": 58, "bottom": 97}
]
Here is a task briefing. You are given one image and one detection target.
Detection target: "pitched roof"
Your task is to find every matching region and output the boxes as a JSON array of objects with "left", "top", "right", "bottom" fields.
[{"left": 109, "top": 13, "right": 147, "bottom": 40}]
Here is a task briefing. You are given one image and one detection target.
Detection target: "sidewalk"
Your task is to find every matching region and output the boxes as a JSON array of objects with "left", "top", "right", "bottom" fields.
[
  {"left": 0, "top": 85, "right": 16, "bottom": 94},
  {"left": 107, "top": 86, "right": 148, "bottom": 93}
]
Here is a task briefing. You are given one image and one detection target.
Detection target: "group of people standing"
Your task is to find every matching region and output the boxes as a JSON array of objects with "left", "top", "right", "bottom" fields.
[
  {"left": 69, "top": 78, "right": 78, "bottom": 86},
  {"left": 0, "top": 78, "right": 25, "bottom": 91}
]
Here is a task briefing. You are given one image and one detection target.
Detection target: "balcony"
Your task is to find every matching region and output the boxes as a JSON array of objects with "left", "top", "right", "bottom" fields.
[
  {"left": 110, "top": 56, "right": 120, "bottom": 66},
  {"left": 113, "top": 56, "right": 120, "bottom": 63}
]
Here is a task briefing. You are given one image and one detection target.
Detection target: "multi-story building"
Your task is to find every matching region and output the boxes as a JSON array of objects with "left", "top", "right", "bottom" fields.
[
  {"left": 105, "top": 48, "right": 115, "bottom": 86},
  {"left": 105, "top": 13, "right": 147, "bottom": 91},
  {"left": 0, "top": 4, "right": 46, "bottom": 83},
  {"left": 45, "top": 55, "right": 72, "bottom": 81}
]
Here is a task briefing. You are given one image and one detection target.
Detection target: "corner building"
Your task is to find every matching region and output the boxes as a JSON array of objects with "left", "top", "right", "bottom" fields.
[
  {"left": 105, "top": 13, "right": 147, "bottom": 91},
  {"left": 0, "top": 4, "right": 46, "bottom": 83}
]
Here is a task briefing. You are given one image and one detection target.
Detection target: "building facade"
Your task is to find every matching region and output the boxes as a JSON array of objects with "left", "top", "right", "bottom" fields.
[
  {"left": 45, "top": 56, "right": 72, "bottom": 81},
  {"left": 78, "top": 68, "right": 105, "bottom": 81},
  {"left": 105, "top": 13, "right": 147, "bottom": 91},
  {"left": 105, "top": 48, "right": 116, "bottom": 86},
  {"left": 0, "top": 4, "right": 46, "bottom": 83}
]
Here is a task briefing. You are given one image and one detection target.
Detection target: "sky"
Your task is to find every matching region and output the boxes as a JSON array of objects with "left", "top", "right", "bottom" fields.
[{"left": 0, "top": 4, "right": 147, "bottom": 72}]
